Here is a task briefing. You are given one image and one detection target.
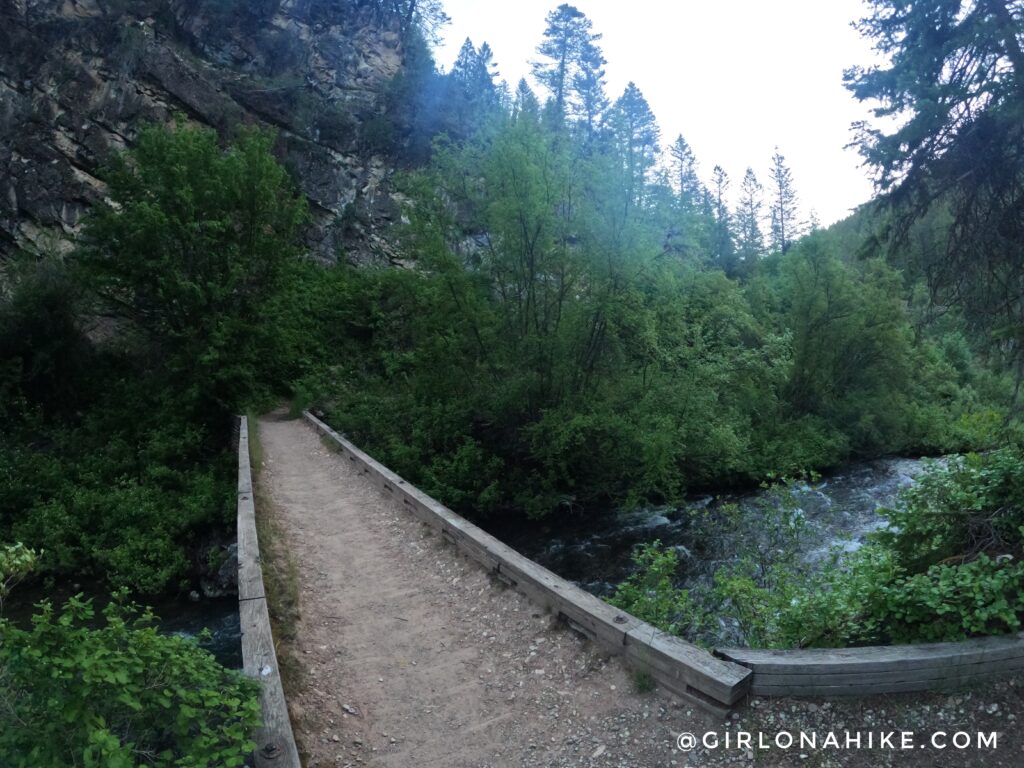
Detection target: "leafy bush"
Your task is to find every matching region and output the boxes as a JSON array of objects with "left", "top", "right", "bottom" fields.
[
  {"left": 0, "top": 256, "right": 93, "bottom": 421},
  {"left": 0, "top": 124, "right": 309, "bottom": 595},
  {"left": 78, "top": 123, "right": 308, "bottom": 423},
  {"left": 609, "top": 542, "right": 696, "bottom": 636},
  {"left": 1, "top": 405, "right": 233, "bottom": 594},
  {"left": 877, "top": 449, "right": 1024, "bottom": 572},
  {"left": 0, "top": 542, "right": 37, "bottom": 611},
  {"left": 878, "top": 556, "right": 1024, "bottom": 643},
  {"left": 0, "top": 593, "right": 260, "bottom": 767},
  {"left": 700, "top": 544, "right": 903, "bottom": 649}
]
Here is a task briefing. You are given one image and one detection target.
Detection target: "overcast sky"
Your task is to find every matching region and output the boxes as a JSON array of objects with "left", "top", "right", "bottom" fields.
[{"left": 435, "top": 0, "right": 882, "bottom": 226}]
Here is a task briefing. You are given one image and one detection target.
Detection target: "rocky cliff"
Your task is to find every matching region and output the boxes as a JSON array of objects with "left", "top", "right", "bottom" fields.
[{"left": 0, "top": 0, "right": 405, "bottom": 261}]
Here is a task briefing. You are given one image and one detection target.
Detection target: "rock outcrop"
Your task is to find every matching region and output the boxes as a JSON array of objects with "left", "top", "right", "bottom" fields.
[{"left": 0, "top": 0, "right": 404, "bottom": 261}]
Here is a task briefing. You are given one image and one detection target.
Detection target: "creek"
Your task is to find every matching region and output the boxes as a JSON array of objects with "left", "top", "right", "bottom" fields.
[{"left": 485, "top": 457, "right": 939, "bottom": 599}]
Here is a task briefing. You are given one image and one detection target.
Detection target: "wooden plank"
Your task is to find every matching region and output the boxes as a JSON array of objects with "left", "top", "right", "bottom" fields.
[
  {"left": 240, "top": 598, "right": 301, "bottom": 766},
  {"left": 753, "top": 665, "right": 1024, "bottom": 697},
  {"left": 238, "top": 418, "right": 252, "bottom": 488},
  {"left": 716, "top": 638, "right": 1024, "bottom": 671},
  {"left": 236, "top": 495, "right": 265, "bottom": 602},
  {"left": 718, "top": 633, "right": 1024, "bottom": 675},
  {"left": 236, "top": 416, "right": 301, "bottom": 768},
  {"left": 556, "top": 590, "right": 643, "bottom": 649},
  {"left": 718, "top": 634, "right": 1024, "bottom": 697},
  {"left": 750, "top": 652, "right": 1024, "bottom": 690},
  {"left": 302, "top": 411, "right": 752, "bottom": 714},
  {"left": 655, "top": 677, "right": 733, "bottom": 720},
  {"left": 627, "top": 626, "right": 752, "bottom": 706},
  {"left": 745, "top": 651, "right": 1024, "bottom": 688}
]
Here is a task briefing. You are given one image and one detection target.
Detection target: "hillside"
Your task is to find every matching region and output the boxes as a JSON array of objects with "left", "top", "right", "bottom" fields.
[{"left": 1, "top": 0, "right": 403, "bottom": 262}]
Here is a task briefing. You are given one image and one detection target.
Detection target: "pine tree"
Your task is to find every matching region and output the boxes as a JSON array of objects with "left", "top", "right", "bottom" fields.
[
  {"left": 660, "top": 135, "right": 707, "bottom": 259},
  {"left": 448, "top": 38, "right": 501, "bottom": 137},
  {"left": 668, "top": 135, "right": 702, "bottom": 212},
  {"left": 710, "top": 165, "right": 735, "bottom": 273},
  {"left": 846, "top": 0, "right": 1024, "bottom": 375},
  {"left": 604, "top": 83, "right": 660, "bottom": 210},
  {"left": 846, "top": 0, "right": 1024, "bottom": 195},
  {"left": 808, "top": 209, "right": 821, "bottom": 232},
  {"left": 734, "top": 167, "right": 765, "bottom": 269},
  {"left": 531, "top": 4, "right": 602, "bottom": 123},
  {"left": 571, "top": 37, "right": 608, "bottom": 141},
  {"left": 495, "top": 78, "right": 513, "bottom": 114},
  {"left": 512, "top": 78, "right": 541, "bottom": 124},
  {"left": 450, "top": 39, "right": 499, "bottom": 100},
  {"left": 768, "top": 148, "right": 801, "bottom": 253},
  {"left": 451, "top": 37, "right": 477, "bottom": 80}
]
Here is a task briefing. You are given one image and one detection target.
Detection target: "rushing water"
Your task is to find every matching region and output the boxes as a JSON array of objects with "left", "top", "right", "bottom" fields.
[
  {"left": 486, "top": 456, "right": 940, "bottom": 599},
  {"left": 152, "top": 595, "right": 242, "bottom": 668}
]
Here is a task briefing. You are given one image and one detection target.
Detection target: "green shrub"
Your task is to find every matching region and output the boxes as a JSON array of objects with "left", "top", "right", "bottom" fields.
[
  {"left": 0, "top": 256, "right": 93, "bottom": 420},
  {"left": 878, "top": 556, "right": 1024, "bottom": 643},
  {"left": 0, "top": 542, "right": 37, "bottom": 611},
  {"left": 2, "top": 427, "right": 232, "bottom": 595},
  {"left": 0, "top": 123, "right": 309, "bottom": 595},
  {"left": 0, "top": 593, "right": 260, "bottom": 767},
  {"left": 771, "top": 545, "right": 901, "bottom": 648},
  {"left": 877, "top": 449, "right": 1024, "bottom": 572},
  {"left": 708, "top": 539, "right": 1024, "bottom": 648},
  {"left": 78, "top": 122, "right": 308, "bottom": 423},
  {"left": 609, "top": 542, "right": 697, "bottom": 636}
]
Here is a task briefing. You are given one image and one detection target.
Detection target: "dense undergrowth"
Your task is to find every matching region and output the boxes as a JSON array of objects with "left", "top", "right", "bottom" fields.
[
  {"left": 1, "top": 126, "right": 307, "bottom": 596},
  {"left": 0, "top": 575, "right": 260, "bottom": 767},
  {"left": 0, "top": 125, "right": 308, "bottom": 764}
]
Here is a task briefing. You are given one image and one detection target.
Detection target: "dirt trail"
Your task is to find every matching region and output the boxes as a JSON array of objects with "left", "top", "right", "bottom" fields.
[{"left": 256, "top": 413, "right": 703, "bottom": 768}]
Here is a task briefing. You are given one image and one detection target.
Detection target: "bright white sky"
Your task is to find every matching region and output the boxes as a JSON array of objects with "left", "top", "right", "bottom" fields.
[{"left": 435, "top": 0, "right": 882, "bottom": 226}]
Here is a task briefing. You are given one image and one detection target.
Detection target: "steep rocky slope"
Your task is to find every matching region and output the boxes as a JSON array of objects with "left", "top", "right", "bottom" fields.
[{"left": 0, "top": 0, "right": 405, "bottom": 261}]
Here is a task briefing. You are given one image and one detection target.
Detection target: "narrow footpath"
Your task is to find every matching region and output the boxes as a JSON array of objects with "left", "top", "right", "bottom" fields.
[{"left": 256, "top": 414, "right": 1024, "bottom": 768}]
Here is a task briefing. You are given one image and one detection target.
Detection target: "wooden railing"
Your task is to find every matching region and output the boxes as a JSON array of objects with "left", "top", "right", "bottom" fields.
[
  {"left": 237, "top": 416, "right": 301, "bottom": 767},
  {"left": 717, "top": 634, "right": 1024, "bottom": 697}
]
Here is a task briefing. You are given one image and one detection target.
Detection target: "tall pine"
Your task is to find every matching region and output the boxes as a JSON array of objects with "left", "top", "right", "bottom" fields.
[
  {"left": 669, "top": 135, "right": 702, "bottom": 212},
  {"left": 735, "top": 167, "right": 765, "bottom": 269},
  {"left": 531, "top": 4, "right": 603, "bottom": 124},
  {"left": 571, "top": 38, "right": 609, "bottom": 141},
  {"left": 768, "top": 148, "right": 801, "bottom": 253},
  {"left": 448, "top": 39, "right": 501, "bottom": 135},
  {"left": 605, "top": 83, "right": 660, "bottom": 212},
  {"left": 710, "top": 165, "right": 736, "bottom": 274}
]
